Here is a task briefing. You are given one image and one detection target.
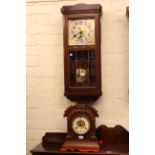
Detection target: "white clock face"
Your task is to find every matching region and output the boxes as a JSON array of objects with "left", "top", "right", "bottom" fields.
[
  {"left": 72, "top": 116, "right": 90, "bottom": 135},
  {"left": 68, "top": 19, "right": 95, "bottom": 45}
]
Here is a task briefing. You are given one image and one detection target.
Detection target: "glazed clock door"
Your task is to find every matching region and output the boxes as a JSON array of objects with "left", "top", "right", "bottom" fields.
[{"left": 69, "top": 50, "right": 96, "bottom": 88}]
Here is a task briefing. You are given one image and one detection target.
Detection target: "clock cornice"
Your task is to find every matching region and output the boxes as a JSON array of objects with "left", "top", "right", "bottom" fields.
[{"left": 61, "top": 3, "right": 102, "bottom": 15}]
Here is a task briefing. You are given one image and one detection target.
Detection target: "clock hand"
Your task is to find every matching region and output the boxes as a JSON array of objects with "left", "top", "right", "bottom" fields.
[
  {"left": 73, "top": 31, "right": 83, "bottom": 38},
  {"left": 78, "top": 31, "right": 83, "bottom": 38}
]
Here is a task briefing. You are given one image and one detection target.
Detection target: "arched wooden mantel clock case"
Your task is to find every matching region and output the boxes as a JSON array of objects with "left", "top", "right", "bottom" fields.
[{"left": 60, "top": 3, "right": 102, "bottom": 153}]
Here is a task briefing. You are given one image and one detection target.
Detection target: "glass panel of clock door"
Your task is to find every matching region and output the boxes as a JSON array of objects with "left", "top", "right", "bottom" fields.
[
  {"left": 89, "top": 61, "right": 96, "bottom": 87},
  {"left": 76, "top": 50, "right": 88, "bottom": 61},
  {"left": 69, "top": 51, "right": 76, "bottom": 61},
  {"left": 69, "top": 61, "right": 89, "bottom": 87},
  {"left": 75, "top": 61, "right": 89, "bottom": 87},
  {"left": 69, "top": 50, "right": 88, "bottom": 61},
  {"left": 69, "top": 62, "right": 76, "bottom": 87},
  {"left": 68, "top": 50, "right": 96, "bottom": 88},
  {"left": 89, "top": 50, "right": 96, "bottom": 60}
]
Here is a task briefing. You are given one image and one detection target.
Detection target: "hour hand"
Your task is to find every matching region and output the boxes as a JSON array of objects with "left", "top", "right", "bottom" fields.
[
  {"left": 73, "top": 31, "right": 83, "bottom": 38},
  {"left": 73, "top": 33, "right": 78, "bottom": 38}
]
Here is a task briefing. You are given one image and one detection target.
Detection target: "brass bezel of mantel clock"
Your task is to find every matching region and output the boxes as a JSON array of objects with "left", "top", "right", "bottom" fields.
[{"left": 61, "top": 3, "right": 102, "bottom": 100}]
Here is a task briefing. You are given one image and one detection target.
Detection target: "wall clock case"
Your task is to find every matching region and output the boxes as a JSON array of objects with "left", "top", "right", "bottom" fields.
[{"left": 61, "top": 4, "right": 102, "bottom": 100}]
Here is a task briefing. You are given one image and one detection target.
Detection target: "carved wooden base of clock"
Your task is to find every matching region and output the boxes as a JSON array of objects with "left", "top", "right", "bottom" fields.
[{"left": 60, "top": 139, "right": 100, "bottom": 152}]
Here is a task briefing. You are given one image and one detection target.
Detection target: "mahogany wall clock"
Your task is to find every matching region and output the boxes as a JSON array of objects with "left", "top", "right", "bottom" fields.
[
  {"left": 60, "top": 104, "right": 100, "bottom": 152},
  {"left": 61, "top": 3, "right": 102, "bottom": 100}
]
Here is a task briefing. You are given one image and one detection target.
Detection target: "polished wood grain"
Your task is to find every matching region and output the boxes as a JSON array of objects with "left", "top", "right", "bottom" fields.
[
  {"left": 61, "top": 4, "right": 102, "bottom": 100},
  {"left": 61, "top": 3, "right": 102, "bottom": 14},
  {"left": 96, "top": 125, "right": 129, "bottom": 145},
  {"left": 30, "top": 125, "right": 129, "bottom": 155},
  {"left": 31, "top": 143, "right": 128, "bottom": 155},
  {"left": 61, "top": 105, "right": 100, "bottom": 151}
]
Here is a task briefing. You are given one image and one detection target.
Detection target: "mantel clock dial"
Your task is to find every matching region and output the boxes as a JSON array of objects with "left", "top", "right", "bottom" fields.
[{"left": 72, "top": 115, "right": 90, "bottom": 135}]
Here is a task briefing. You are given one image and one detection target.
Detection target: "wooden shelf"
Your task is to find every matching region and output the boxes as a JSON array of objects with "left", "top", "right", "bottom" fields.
[{"left": 30, "top": 125, "right": 129, "bottom": 155}]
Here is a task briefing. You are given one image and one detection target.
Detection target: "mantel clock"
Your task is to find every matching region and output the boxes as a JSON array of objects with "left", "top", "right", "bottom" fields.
[
  {"left": 61, "top": 3, "right": 102, "bottom": 100},
  {"left": 60, "top": 104, "right": 100, "bottom": 152}
]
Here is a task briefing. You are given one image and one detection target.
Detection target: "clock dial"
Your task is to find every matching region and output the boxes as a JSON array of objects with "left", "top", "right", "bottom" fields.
[
  {"left": 72, "top": 116, "right": 90, "bottom": 135},
  {"left": 68, "top": 19, "right": 95, "bottom": 45}
]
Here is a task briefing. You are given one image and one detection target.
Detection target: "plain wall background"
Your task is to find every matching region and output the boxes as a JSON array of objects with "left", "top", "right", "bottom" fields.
[{"left": 26, "top": 0, "right": 129, "bottom": 154}]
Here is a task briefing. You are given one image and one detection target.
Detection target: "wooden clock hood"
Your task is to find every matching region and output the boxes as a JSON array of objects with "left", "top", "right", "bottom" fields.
[{"left": 61, "top": 3, "right": 102, "bottom": 14}]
